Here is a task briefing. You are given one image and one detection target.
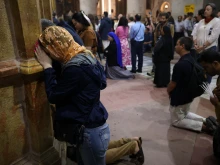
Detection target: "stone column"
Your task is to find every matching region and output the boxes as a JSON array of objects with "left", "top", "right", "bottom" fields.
[
  {"left": 111, "top": 0, "right": 116, "bottom": 19},
  {"left": 0, "top": 1, "right": 27, "bottom": 164},
  {"left": 80, "top": 0, "right": 99, "bottom": 15},
  {"left": 127, "top": 0, "right": 146, "bottom": 20},
  {"left": 51, "top": 0, "right": 56, "bottom": 12},
  {"left": 14, "top": 0, "right": 60, "bottom": 164},
  {"left": 0, "top": 0, "right": 60, "bottom": 164},
  {"left": 39, "top": 0, "right": 53, "bottom": 20}
]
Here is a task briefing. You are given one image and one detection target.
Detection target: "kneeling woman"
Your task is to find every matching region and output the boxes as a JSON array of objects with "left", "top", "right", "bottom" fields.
[
  {"left": 104, "top": 32, "right": 134, "bottom": 79},
  {"left": 35, "top": 26, "right": 110, "bottom": 165}
]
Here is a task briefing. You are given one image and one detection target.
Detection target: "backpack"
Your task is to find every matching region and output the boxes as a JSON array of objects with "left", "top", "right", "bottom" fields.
[{"left": 184, "top": 56, "right": 207, "bottom": 98}]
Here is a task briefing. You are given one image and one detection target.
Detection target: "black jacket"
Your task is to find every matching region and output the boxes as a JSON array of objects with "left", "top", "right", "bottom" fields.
[
  {"left": 104, "top": 41, "right": 118, "bottom": 66},
  {"left": 154, "top": 37, "right": 174, "bottom": 63},
  {"left": 99, "top": 17, "right": 112, "bottom": 40},
  {"left": 44, "top": 55, "right": 108, "bottom": 127}
]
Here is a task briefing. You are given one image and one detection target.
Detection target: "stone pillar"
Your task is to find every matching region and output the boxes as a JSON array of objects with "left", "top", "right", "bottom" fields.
[
  {"left": 51, "top": 0, "right": 56, "bottom": 12},
  {"left": 0, "top": 1, "right": 27, "bottom": 164},
  {"left": 39, "top": 0, "right": 53, "bottom": 20},
  {"left": 80, "top": 0, "right": 99, "bottom": 15},
  {"left": 0, "top": 0, "right": 60, "bottom": 164},
  {"left": 111, "top": 0, "right": 116, "bottom": 19},
  {"left": 10, "top": 0, "right": 59, "bottom": 164},
  {"left": 127, "top": 0, "right": 146, "bottom": 20}
]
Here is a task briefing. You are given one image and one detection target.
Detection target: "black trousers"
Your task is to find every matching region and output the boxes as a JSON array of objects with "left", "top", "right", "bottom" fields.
[{"left": 131, "top": 41, "right": 144, "bottom": 71}]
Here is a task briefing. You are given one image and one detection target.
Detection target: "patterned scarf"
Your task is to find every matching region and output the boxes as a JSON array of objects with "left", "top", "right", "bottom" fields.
[{"left": 39, "top": 26, "right": 94, "bottom": 63}]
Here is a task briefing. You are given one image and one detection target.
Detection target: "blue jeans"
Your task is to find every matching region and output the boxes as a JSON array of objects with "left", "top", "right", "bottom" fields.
[{"left": 79, "top": 123, "right": 110, "bottom": 165}]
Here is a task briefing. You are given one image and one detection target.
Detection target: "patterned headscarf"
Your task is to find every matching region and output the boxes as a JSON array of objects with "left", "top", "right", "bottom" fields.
[{"left": 39, "top": 26, "right": 92, "bottom": 63}]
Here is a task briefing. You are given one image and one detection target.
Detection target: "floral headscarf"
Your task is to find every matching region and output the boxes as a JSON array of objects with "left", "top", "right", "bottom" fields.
[{"left": 39, "top": 26, "right": 92, "bottom": 63}]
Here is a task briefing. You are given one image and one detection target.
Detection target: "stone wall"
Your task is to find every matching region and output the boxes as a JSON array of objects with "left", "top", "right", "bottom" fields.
[
  {"left": 80, "top": 0, "right": 99, "bottom": 15},
  {"left": 127, "top": 0, "right": 146, "bottom": 19},
  {"left": 171, "top": 0, "right": 203, "bottom": 19}
]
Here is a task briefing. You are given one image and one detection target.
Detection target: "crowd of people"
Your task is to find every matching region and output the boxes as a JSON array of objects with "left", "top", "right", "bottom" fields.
[{"left": 34, "top": 2, "right": 220, "bottom": 165}]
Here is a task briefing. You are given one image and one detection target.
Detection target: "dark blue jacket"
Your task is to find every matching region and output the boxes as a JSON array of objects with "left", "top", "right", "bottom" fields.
[
  {"left": 99, "top": 17, "right": 112, "bottom": 40},
  {"left": 57, "top": 20, "right": 84, "bottom": 46},
  {"left": 44, "top": 60, "right": 108, "bottom": 128},
  {"left": 144, "top": 33, "right": 152, "bottom": 43}
]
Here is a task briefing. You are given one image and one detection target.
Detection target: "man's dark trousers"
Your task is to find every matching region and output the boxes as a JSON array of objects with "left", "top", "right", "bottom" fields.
[{"left": 131, "top": 41, "right": 144, "bottom": 72}]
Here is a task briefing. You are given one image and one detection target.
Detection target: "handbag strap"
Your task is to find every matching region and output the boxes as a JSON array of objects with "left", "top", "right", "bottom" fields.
[{"left": 132, "top": 24, "right": 141, "bottom": 40}]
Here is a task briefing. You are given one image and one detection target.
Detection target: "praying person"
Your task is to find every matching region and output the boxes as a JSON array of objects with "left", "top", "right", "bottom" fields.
[
  {"left": 167, "top": 37, "right": 216, "bottom": 133},
  {"left": 35, "top": 26, "right": 110, "bottom": 165},
  {"left": 104, "top": 32, "right": 134, "bottom": 79},
  {"left": 199, "top": 50, "right": 220, "bottom": 157}
]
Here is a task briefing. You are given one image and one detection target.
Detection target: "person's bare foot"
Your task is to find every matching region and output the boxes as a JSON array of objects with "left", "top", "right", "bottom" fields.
[{"left": 134, "top": 141, "right": 139, "bottom": 154}]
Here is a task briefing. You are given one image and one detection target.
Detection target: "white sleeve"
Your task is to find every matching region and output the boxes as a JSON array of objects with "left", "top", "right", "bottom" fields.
[
  {"left": 114, "top": 22, "right": 118, "bottom": 30},
  {"left": 184, "top": 20, "right": 188, "bottom": 30},
  {"left": 192, "top": 23, "right": 198, "bottom": 39},
  {"left": 207, "top": 19, "right": 220, "bottom": 44}
]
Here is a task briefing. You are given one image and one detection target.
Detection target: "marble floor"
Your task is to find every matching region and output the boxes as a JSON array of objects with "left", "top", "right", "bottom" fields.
[{"left": 100, "top": 53, "right": 219, "bottom": 165}]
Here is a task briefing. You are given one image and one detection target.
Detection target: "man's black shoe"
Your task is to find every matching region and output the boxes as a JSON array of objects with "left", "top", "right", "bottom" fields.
[
  {"left": 130, "top": 70, "right": 136, "bottom": 73},
  {"left": 136, "top": 70, "right": 142, "bottom": 73}
]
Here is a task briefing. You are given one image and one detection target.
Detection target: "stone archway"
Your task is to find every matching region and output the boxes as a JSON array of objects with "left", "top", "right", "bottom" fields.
[{"left": 160, "top": 1, "right": 171, "bottom": 12}]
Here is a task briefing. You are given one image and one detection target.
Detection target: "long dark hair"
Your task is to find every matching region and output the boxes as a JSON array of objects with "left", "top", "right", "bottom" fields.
[
  {"left": 205, "top": 3, "right": 217, "bottom": 17},
  {"left": 198, "top": 8, "right": 205, "bottom": 19},
  {"left": 118, "top": 16, "right": 128, "bottom": 28}
]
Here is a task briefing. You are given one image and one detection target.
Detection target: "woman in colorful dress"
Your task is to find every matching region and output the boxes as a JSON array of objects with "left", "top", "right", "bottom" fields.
[{"left": 116, "top": 17, "right": 131, "bottom": 68}]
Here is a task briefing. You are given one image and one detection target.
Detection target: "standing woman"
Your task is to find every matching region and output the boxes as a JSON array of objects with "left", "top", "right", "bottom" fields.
[
  {"left": 116, "top": 17, "right": 131, "bottom": 67},
  {"left": 72, "top": 11, "right": 98, "bottom": 56},
  {"left": 35, "top": 26, "right": 110, "bottom": 165},
  {"left": 192, "top": 3, "right": 220, "bottom": 83},
  {"left": 193, "top": 3, "right": 220, "bottom": 53},
  {"left": 154, "top": 26, "right": 174, "bottom": 88}
]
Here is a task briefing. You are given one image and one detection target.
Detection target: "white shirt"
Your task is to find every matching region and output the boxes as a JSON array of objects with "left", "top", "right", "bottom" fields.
[
  {"left": 191, "top": 23, "right": 198, "bottom": 37},
  {"left": 184, "top": 18, "right": 194, "bottom": 31},
  {"left": 192, "top": 18, "right": 220, "bottom": 49},
  {"left": 175, "top": 20, "right": 184, "bottom": 32},
  {"left": 128, "top": 21, "right": 135, "bottom": 34},
  {"left": 114, "top": 21, "right": 119, "bottom": 31}
]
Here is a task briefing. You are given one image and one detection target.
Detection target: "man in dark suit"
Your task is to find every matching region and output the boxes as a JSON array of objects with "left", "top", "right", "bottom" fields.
[{"left": 99, "top": 11, "right": 112, "bottom": 49}]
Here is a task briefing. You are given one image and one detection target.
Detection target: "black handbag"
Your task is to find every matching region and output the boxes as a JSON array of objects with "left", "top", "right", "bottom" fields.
[{"left": 53, "top": 120, "right": 84, "bottom": 145}]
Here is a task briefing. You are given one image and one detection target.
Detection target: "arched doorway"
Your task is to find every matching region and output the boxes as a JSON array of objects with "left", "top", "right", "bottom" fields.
[
  {"left": 160, "top": 1, "right": 171, "bottom": 12},
  {"left": 116, "top": 0, "right": 127, "bottom": 18}
]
